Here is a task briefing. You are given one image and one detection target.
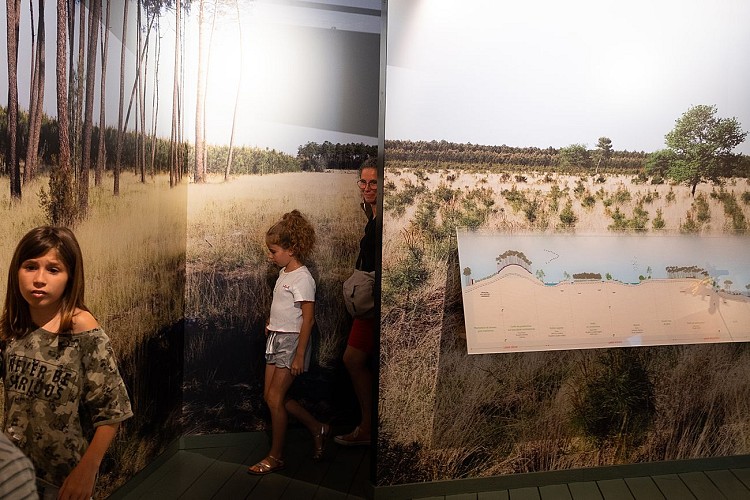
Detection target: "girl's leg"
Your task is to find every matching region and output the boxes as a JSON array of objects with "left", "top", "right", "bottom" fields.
[
  {"left": 264, "top": 365, "right": 295, "bottom": 459},
  {"left": 285, "top": 398, "right": 330, "bottom": 458},
  {"left": 262, "top": 363, "right": 275, "bottom": 402},
  {"left": 285, "top": 399, "right": 327, "bottom": 435}
]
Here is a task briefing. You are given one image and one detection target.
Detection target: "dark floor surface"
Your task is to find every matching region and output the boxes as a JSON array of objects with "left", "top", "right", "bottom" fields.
[{"left": 110, "top": 430, "right": 750, "bottom": 500}]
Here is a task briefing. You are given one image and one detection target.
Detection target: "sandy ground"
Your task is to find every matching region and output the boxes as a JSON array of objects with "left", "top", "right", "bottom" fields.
[
  {"left": 385, "top": 168, "right": 750, "bottom": 229},
  {"left": 383, "top": 170, "right": 750, "bottom": 244}
]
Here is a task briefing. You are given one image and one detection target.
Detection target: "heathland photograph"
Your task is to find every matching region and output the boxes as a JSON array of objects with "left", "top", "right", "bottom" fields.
[{"left": 378, "top": 0, "right": 750, "bottom": 486}]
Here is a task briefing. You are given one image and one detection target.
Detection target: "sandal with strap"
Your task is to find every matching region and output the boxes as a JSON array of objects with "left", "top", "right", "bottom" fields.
[
  {"left": 334, "top": 426, "right": 371, "bottom": 447},
  {"left": 247, "top": 455, "right": 285, "bottom": 475},
  {"left": 312, "top": 423, "right": 330, "bottom": 461}
]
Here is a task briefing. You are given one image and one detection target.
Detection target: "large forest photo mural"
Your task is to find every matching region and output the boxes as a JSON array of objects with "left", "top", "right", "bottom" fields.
[
  {"left": 2, "top": 0, "right": 186, "bottom": 496},
  {"left": 2, "top": 0, "right": 379, "bottom": 496},
  {"left": 378, "top": 0, "right": 750, "bottom": 487}
]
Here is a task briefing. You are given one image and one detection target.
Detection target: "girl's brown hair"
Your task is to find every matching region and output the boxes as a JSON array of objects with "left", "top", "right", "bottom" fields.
[
  {"left": 1, "top": 226, "right": 89, "bottom": 339},
  {"left": 265, "top": 210, "right": 316, "bottom": 264}
]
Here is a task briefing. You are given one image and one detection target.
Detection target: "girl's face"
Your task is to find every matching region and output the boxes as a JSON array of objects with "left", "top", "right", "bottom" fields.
[
  {"left": 358, "top": 167, "right": 378, "bottom": 206},
  {"left": 267, "top": 243, "right": 295, "bottom": 269},
  {"left": 18, "top": 248, "right": 69, "bottom": 314}
]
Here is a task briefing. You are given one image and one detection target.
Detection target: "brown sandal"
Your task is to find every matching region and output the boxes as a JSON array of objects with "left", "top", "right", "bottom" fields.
[{"left": 247, "top": 455, "right": 285, "bottom": 475}]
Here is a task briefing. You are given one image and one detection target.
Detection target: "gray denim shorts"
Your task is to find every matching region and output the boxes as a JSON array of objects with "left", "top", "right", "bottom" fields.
[{"left": 265, "top": 331, "right": 311, "bottom": 371}]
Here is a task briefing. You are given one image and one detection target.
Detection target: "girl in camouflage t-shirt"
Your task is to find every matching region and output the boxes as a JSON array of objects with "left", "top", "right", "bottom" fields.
[{"left": 1, "top": 227, "right": 133, "bottom": 498}]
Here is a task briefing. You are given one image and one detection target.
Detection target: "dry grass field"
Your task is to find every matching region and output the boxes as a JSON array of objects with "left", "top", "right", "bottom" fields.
[
  {"left": 183, "top": 171, "right": 368, "bottom": 434},
  {"left": 1, "top": 170, "right": 368, "bottom": 491},
  {"left": 377, "top": 168, "right": 750, "bottom": 485},
  {"left": 186, "top": 171, "right": 365, "bottom": 364},
  {"left": 0, "top": 173, "right": 186, "bottom": 357}
]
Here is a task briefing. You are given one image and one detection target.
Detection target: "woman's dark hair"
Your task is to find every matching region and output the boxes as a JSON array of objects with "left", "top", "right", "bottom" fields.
[
  {"left": 359, "top": 157, "right": 377, "bottom": 175},
  {"left": 1, "top": 226, "right": 88, "bottom": 339}
]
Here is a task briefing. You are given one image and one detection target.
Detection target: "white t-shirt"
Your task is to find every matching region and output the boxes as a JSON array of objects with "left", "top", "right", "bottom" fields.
[{"left": 267, "top": 266, "right": 316, "bottom": 333}]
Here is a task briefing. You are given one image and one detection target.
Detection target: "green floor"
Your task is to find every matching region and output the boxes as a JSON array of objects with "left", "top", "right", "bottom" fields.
[
  {"left": 109, "top": 430, "right": 750, "bottom": 500},
  {"left": 109, "top": 429, "right": 370, "bottom": 499}
]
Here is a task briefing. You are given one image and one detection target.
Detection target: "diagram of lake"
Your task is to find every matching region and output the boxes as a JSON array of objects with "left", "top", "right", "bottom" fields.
[{"left": 456, "top": 231, "right": 750, "bottom": 354}]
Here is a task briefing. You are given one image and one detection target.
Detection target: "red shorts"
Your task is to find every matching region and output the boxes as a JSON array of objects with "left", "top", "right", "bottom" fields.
[{"left": 347, "top": 318, "right": 375, "bottom": 355}]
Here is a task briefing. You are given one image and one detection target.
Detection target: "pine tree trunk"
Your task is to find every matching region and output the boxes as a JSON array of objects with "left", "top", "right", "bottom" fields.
[
  {"left": 54, "top": 0, "right": 75, "bottom": 225},
  {"left": 149, "top": 17, "right": 161, "bottom": 178},
  {"left": 194, "top": 0, "right": 206, "bottom": 183},
  {"left": 96, "top": 0, "right": 110, "bottom": 186},
  {"left": 29, "top": 0, "right": 45, "bottom": 181},
  {"left": 225, "top": 1, "right": 243, "bottom": 181},
  {"left": 79, "top": 0, "right": 100, "bottom": 220},
  {"left": 169, "top": 0, "right": 181, "bottom": 187},
  {"left": 73, "top": 1, "right": 86, "bottom": 182},
  {"left": 24, "top": 0, "right": 38, "bottom": 183},
  {"left": 114, "top": 0, "right": 128, "bottom": 196},
  {"left": 6, "top": 0, "right": 22, "bottom": 198}
]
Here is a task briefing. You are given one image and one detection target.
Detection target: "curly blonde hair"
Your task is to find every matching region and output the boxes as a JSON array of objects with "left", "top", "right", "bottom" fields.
[{"left": 265, "top": 210, "right": 316, "bottom": 263}]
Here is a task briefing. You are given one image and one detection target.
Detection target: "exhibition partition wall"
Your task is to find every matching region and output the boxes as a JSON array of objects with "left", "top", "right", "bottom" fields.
[
  {"left": 4, "top": 0, "right": 750, "bottom": 495},
  {"left": 378, "top": 0, "right": 750, "bottom": 487},
  {"left": 1, "top": 0, "right": 380, "bottom": 496},
  {"left": 181, "top": 1, "right": 381, "bottom": 437},
  {"left": 1, "top": 2, "right": 186, "bottom": 496}
]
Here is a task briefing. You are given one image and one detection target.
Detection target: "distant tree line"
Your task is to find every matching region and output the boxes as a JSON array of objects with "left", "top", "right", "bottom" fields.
[
  {"left": 297, "top": 141, "right": 377, "bottom": 171},
  {"left": 0, "top": 106, "right": 370, "bottom": 179},
  {"left": 200, "top": 145, "right": 299, "bottom": 175},
  {"left": 572, "top": 272, "right": 602, "bottom": 281},
  {"left": 385, "top": 106, "right": 748, "bottom": 197},
  {"left": 196, "top": 141, "right": 379, "bottom": 176},
  {"left": 385, "top": 139, "right": 648, "bottom": 172},
  {"left": 665, "top": 265, "right": 709, "bottom": 279},
  {"left": 0, "top": 105, "right": 188, "bottom": 178}
]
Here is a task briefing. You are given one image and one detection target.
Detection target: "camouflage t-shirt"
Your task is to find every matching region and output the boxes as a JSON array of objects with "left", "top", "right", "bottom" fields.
[{"left": 2, "top": 326, "right": 133, "bottom": 487}]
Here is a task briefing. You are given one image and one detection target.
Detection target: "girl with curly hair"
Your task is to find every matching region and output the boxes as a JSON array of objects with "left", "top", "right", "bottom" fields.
[{"left": 248, "top": 210, "right": 329, "bottom": 474}]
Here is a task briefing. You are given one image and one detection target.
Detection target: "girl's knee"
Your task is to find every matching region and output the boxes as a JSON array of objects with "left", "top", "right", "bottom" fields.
[
  {"left": 265, "top": 390, "right": 282, "bottom": 409},
  {"left": 264, "top": 391, "right": 286, "bottom": 409}
]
